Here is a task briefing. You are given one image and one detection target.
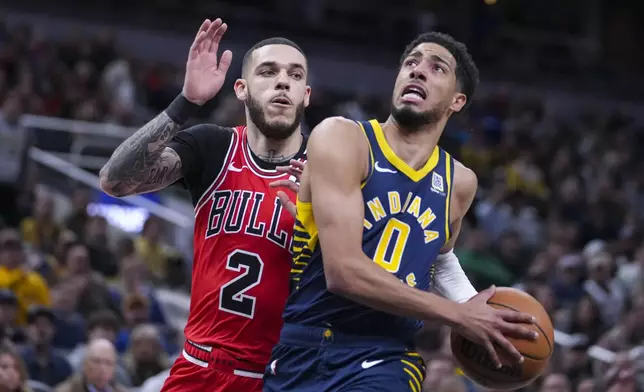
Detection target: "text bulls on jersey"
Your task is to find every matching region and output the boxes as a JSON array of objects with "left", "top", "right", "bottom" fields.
[{"left": 206, "top": 190, "right": 291, "bottom": 249}]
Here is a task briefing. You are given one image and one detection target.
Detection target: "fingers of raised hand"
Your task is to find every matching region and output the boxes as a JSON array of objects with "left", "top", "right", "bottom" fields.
[
  {"left": 200, "top": 18, "right": 223, "bottom": 52},
  {"left": 189, "top": 20, "right": 211, "bottom": 58},
  {"left": 210, "top": 22, "right": 228, "bottom": 52}
]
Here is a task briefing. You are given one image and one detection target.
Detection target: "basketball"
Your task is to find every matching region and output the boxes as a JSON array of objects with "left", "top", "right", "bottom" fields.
[{"left": 450, "top": 287, "right": 554, "bottom": 391}]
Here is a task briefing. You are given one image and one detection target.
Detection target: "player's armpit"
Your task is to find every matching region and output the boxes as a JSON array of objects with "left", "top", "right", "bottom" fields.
[
  {"left": 440, "top": 161, "right": 478, "bottom": 253},
  {"left": 308, "top": 117, "right": 461, "bottom": 325}
]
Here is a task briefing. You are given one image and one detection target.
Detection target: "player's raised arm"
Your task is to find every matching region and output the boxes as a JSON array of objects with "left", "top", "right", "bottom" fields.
[
  {"left": 307, "top": 117, "right": 460, "bottom": 322},
  {"left": 99, "top": 18, "right": 232, "bottom": 197}
]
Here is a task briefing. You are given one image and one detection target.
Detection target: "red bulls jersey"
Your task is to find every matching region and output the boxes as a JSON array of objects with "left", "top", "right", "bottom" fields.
[{"left": 168, "top": 124, "right": 306, "bottom": 366}]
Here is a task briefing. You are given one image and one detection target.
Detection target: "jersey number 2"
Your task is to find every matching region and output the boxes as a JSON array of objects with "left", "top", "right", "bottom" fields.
[{"left": 219, "top": 250, "right": 264, "bottom": 319}]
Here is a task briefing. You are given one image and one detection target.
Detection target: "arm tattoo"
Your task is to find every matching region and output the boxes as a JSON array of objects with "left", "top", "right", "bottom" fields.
[{"left": 100, "top": 112, "right": 184, "bottom": 197}]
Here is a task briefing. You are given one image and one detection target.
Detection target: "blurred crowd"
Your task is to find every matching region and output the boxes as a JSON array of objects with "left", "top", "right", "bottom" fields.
[{"left": 0, "top": 15, "right": 643, "bottom": 392}]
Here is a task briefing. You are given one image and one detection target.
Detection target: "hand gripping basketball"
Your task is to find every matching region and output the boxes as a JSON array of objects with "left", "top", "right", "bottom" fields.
[
  {"left": 455, "top": 286, "right": 538, "bottom": 368},
  {"left": 183, "top": 19, "right": 233, "bottom": 105}
]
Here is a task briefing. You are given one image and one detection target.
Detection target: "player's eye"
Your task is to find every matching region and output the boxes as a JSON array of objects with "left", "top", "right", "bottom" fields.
[
  {"left": 291, "top": 72, "right": 303, "bottom": 81},
  {"left": 432, "top": 64, "right": 445, "bottom": 73},
  {"left": 260, "top": 70, "right": 276, "bottom": 77},
  {"left": 405, "top": 59, "right": 417, "bottom": 67}
]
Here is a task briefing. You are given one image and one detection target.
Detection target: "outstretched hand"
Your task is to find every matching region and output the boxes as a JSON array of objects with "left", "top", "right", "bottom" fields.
[
  {"left": 183, "top": 18, "right": 233, "bottom": 105},
  {"left": 269, "top": 159, "right": 306, "bottom": 218}
]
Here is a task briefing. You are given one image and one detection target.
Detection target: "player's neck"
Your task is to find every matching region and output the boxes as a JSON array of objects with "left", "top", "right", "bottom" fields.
[
  {"left": 245, "top": 123, "right": 303, "bottom": 163},
  {"left": 382, "top": 116, "right": 446, "bottom": 171}
]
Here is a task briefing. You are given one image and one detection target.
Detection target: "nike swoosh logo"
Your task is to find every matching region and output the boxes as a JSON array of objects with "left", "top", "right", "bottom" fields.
[
  {"left": 361, "top": 359, "right": 384, "bottom": 369},
  {"left": 228, "top": 162, "right": 246, "bottom": 172},
  {"left": 374, "top": 161, "right": 397, "bottom": 174}
]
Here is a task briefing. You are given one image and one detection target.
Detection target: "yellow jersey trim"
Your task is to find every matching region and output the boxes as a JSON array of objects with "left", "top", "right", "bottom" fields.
[
  {"left": 370, "top": 120, "right": 439, "bottom": 182},
  {"left": 294, "top": 197, "right": 319, "bottom": 251},
  {"left": 444, "top": 152, "right": 453, "bottom": 243},
  {"left": 357, "top": 121, "right": 375, "bottom": 189}
]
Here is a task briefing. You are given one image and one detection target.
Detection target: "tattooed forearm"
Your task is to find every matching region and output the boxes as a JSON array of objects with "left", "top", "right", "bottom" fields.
[{"left": 99, "top": 112, "right": 184, "bottom": 197}]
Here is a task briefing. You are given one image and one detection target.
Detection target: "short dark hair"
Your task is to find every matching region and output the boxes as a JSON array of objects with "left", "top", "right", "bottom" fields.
[
  {"left": 87, "top": 310, "right": 121, "bottom": 333},
  {"left": 241, "top": 37, "right": 305, "bottom": 76},
  {"left": 400, "top": 32, "right": 479, "bottom": 109}
]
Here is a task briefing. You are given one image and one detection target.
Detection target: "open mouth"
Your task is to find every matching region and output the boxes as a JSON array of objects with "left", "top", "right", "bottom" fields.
[
  {"left": 271, "top": 96, "right": 292, "bottom": 106},
  {"left": 401, "top": 84, "right": 427, "bottom": 101}
]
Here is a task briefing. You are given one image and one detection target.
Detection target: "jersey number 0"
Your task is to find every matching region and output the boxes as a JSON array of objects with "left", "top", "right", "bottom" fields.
[
  {"left": 219, "top": 250, "right": 265, "bottom": 319},
  {"left": 373, "top": 218, "right": 410, "bottom": 273}
]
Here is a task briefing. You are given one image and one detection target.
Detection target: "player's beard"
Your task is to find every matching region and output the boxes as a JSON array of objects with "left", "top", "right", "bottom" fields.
[
  {"left": 247, "top": 91, "right": 304, "bottom": 140},
  {"left": 391, "top": 101, "right": 447, "bottom": 133}
]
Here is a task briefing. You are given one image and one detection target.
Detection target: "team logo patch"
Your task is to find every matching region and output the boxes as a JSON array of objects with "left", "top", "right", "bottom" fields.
[{"left": 431, "top": 172, "right": 444, "bottom": 194}]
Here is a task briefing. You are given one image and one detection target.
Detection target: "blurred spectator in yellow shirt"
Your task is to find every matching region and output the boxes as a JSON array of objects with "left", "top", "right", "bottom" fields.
[
  {"left": 0, "top": 229, "right": 50, "bottom": 325},
  {"left": 20, "top": 193, "right": 60, "bottom": 254},
  {"left": 134, "top": 217, "right": 173, "bottom": 283}
]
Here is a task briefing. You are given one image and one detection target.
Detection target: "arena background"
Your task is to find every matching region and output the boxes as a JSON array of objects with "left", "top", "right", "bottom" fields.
[{"left": 0, "top": 0, "right": 642, "bottom": 391}]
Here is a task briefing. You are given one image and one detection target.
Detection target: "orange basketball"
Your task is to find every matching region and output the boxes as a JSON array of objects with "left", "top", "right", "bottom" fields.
[{"left": 450, "top": 287, "right": 554, "bottom": 391}]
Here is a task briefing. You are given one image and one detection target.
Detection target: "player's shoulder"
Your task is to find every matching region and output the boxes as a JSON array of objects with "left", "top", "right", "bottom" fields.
[
  {"left": 309, "top": 116, "right": 364, "bottom": 148},
  {"left": 451, "top": 159, "right": 477, "bottom": 200},
  {"left": 182, "top": 123, "right": 236, "bottom": 140}
]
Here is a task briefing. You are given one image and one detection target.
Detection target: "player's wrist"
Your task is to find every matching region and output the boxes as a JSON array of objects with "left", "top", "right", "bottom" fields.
[{"left": 165, "top": 94, "right": 202, "bottom": 125}]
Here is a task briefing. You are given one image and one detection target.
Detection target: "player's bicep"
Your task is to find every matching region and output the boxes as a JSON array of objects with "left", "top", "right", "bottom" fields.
[{"left": 307, "top": 118, "right": 367, "bottom": 288}]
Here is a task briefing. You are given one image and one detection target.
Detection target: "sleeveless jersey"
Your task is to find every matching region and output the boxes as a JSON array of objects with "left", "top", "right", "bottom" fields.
[
  {"left": 282, "top": 119, "right": 454, "bottom": 343},
  {"left": 185, "top": 126, "right": 305, "bottom": 365}
]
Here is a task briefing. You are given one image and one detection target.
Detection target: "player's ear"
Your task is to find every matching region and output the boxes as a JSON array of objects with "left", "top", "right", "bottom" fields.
[
  {"left": 234, "top": 79, "right": 248, "bottom": 101},
  {"left": 304, "top": 85, "right": 311, "bottom": 108},
  {"left": 450, "top": 93, "right": 467, "bottom": 113}
]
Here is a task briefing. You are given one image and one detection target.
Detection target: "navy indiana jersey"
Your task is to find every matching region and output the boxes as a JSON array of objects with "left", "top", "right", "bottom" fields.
[{"left": 282, "top": 119, "right": 454, "bottom": 343}]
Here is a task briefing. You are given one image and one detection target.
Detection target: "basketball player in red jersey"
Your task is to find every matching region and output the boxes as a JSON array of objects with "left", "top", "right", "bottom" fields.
[{"left": 99, "top": 18, "right": 310, "bottom": 392}]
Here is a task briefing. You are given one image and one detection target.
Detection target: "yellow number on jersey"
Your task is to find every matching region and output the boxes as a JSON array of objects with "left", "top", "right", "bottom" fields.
[{"left": 373, "top": 218, "right": 410, "bottom": 273}]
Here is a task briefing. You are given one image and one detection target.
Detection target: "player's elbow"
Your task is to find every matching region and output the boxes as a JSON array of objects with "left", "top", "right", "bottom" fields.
[
  {"left": 324, "top": 258, "right": 353, "bottom": 296},
  {"left": 98, "top": 167, "right": 124, "bottom": 198}
]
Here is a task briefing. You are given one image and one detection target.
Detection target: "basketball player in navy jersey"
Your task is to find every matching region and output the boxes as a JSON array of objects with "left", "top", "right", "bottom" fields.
[{"left": 263, "top": 32, "right": 538, "bottom": 392}]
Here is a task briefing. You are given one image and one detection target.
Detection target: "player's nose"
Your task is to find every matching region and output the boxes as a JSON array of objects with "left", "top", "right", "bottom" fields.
[
  {"left": 275, "top": 70, "right": 291, "bottom": 91},
  {"left": 409, "top": 66, "right": 428, "bottom": 83}
]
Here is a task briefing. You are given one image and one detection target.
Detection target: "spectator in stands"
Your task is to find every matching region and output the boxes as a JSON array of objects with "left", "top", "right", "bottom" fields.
[
  {"left": 0, "top": 289, "right": 26, "bottom": 347},
  {"left": 115, "top": 293, "right": 171, "bottom": 355},
  {"left": 540, "top": 373, "right": 572, "bottom": 392},
  {"left": 67, "top": 310, "right": 130, "bottom": 387},
  {"left": 134, "top": 216, "right": 173, "bottom": 284},
  {"left": 20, "top": 193, "right": 60, "bottom": 255},
  {"left": 82, "top": 216, "right": 117, "bottom": 277},
  {"left": 577, "top": 377, "right": 596, "bottom": 392},
  {"left": 0, "top": 229, "right": 50, "bottom": 325},
  {"left": 50, "top": 283, "right": 85, "bottom": 351},
  {"left": 55, "top": 338, "right": 127, "bottom": 392},
  {"left": 64, "top": 188, "right": 91, "bottom": 239},
  {"left": 583, "top": 252, "right": 627, "bottom": 327},
  {"left": 111, "top": 254, "right": 167, "bottom": 326},
  {"left": 20, "top": 306, "right": 71, "bottom": 387},
  {"left": 58, "top": 243, "right": 116, "bottom": 319},
  {"left": 0, "top": 92, "right": 29, "bottom": 229},
  {"left": 122, "top": 324, "right": 170, "bottom": 387},
  {"left": 139, "top": 368, "right": 171, "bottom": 392},
  {"left": 0, "top": 343, "right": 31, "bottom": 392}
]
